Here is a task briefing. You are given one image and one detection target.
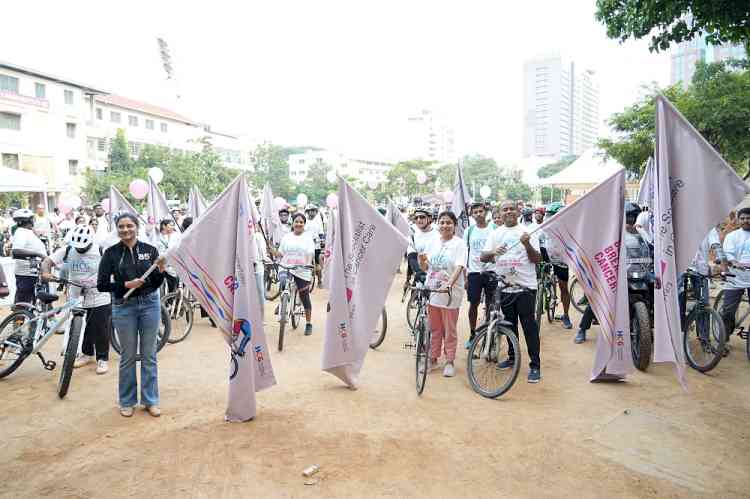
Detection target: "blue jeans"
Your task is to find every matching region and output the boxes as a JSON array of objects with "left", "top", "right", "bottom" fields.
[{"left": 112, "top": 291, "right": 161, "bottom": 408}]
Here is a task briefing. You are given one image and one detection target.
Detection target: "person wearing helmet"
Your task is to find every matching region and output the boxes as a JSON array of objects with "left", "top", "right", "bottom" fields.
[
  {"left": 41, "top": 224, "right": 112, "bottom": 374},
  {"left": 533, "top": 207, "right": 545, "bottom": 225},
  {"left": 405, "top": 207, "right": 439, "bottom": 290},
  {"left": 538, "top": 204, "right": 573, "bottom": 329},
  {"left": 304, "top": 204, "right": 326, "bottom": 281},
  {"left": 276, "top": 206, "right": 292, "bottom": 246},
  {"left": 10, "top": 208, "right": 47, "bottom": 305}
]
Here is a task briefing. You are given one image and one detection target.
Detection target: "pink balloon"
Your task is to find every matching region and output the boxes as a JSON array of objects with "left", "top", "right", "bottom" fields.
[
  {"left": 57, "top": 197, "right": 72, "bottom": 215},
  {"left": 326, "top": 193, "right": 338, "bottom": 209},
  {"left": 129, "top": 179, "right": 148, "bottom": 200},
  {"left": 101, "top": 198, "right": 111, "bottom": 213},
  {"left": 273, "top": 196, "right": 287, "bottom": 211}
]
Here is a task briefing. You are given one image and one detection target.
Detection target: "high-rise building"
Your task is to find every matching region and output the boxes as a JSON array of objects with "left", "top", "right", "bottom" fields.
[
  {"left": 522, "top": 54, "right": 600, "bottom": 160},
  {"left": 670, "top": 36, "right": 746, "bottom": 87},
  {"left": 405, "top": 109, "right": 456, "bottom": 163}
]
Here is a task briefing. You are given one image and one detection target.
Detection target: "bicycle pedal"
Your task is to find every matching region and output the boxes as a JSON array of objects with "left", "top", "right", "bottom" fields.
[
  {"left": 37, "top": 352, "right": 56, "bottom": 371},
  {"left": 403, "top": 342, "right": 415, "bottom": 350}
]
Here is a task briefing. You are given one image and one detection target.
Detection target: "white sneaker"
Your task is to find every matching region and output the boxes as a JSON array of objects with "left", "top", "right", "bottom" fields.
[
  {"left": 96, "top": 360, "right": 108, "bottom": 374},
  {"left": 443, "top": 362, "right": 456, "bottom": 377},
  {"left": 73, "top": 354, "right": 94, "bottom": 368}
]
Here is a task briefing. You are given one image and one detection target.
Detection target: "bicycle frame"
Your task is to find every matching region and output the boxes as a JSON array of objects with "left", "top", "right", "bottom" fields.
[{"left": 14, "top": 295, "right": 86, "bottom": 356}]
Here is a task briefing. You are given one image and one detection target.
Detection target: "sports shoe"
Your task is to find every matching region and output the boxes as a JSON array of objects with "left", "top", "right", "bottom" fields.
[
  {"left": 304, "top": 323, "right": 313, "bottom": 336},
  {"left": 73, "top": 354, "right": 94, "bottom": 368},
  {"left": 96, "top": 360, "right": 108, "bottom": 374},
  {"left": 443, "top": 362, "right": 456, "bottom": 377},
  {"left": 146, "top": 405, "right": 161, "bottom": 417},
  {"left": 528, "top": 368, "right": 542, "bottom": 383},
  {"left": 496, "top": 359, "right": 514, "bottom": 370},
  {"left": 120, "top": 406, "right": 134, "bottom": 417},
  {"left": 561, "top": 315, "right": 573, "bottom": 329},
  {"left": 574, "top": 329, "right": 586, "bottom": 344}
]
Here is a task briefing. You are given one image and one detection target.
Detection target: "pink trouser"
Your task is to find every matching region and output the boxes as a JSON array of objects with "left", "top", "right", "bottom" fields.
[{"left": 427, "top": 305, "right": 460, "bottom": 362}]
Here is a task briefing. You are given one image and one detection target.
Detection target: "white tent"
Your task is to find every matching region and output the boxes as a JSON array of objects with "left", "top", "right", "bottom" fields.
[
  {"left": 0, "top": 166, "right": 48, "bottom": 193},
  {"left": 537, "top": 149, "right": 623, "bottom": 188}
]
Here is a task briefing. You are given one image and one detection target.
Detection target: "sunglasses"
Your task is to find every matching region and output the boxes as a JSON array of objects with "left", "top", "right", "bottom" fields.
[{"left": 415, "top": 215, "right": 427, "bottom": 220}]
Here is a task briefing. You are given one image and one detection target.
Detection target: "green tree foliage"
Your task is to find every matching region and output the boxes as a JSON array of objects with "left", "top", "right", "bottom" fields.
[
  {"left": 595, "top": 0, "right": 750, "bottom": 52},
  {"left": 295, "top": 162, "right": 333, "bottom": 205},
  {"left": 598, "top": 61, "right": 750, "bottom": 177},
  {"left": 537, "top": 155, "right": 577, "bottom": 179},
  {"left": 108, "top": 128, "right": 132, "bottom": 172},
  {"left": 381, "top": 159, "right": 439, "bottom": 200},
  {"left": 249, "top": 142, "right": 295, "bottom": 200}
]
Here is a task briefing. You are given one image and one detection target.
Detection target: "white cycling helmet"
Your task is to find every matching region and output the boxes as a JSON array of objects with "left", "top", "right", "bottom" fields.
[
  {"left": 12, "top": 208, "right": 34, "bottom": 221},
  {"left": 305, "top": 203, "right": 319, "bottom": 212},
  {"left": 69, "top": 224, "right": 94, "bottom": 250}
]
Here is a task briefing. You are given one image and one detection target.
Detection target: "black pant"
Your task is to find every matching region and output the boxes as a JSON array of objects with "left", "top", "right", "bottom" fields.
[
  {"left": 501, "top": 291, "right": 541, "bottom": 370},
  {"left": 163, "top": 274, "right": 178, "bottom": 294},
  {"left": 14, "top": 275, "right": 37, "bottom": 304},
  {"left": 82, "top": 304, "right": 111, "bottom": 360},
  {"left": 720, "top": 288, "right": 750, "bottom": 337},
  {"left": 579, "top": 305, "right": 596, "bottom": 331}
]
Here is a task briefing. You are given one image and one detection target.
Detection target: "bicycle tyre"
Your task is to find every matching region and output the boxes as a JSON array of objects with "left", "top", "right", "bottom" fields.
[
  {"left": 534, "top": 286, "right": 543, "bottom": 328},
  {"left": 406, "top": 292, "right": 418, "bottom": 331},
  {"left": 291, "top": 289, "right": 300, "bottom": 330},
  {"left": 265, "top": 266, "right": 281, "bottom": 301},
  {"left": 415, "top": 318, "right": 429, "bottom": 396},
  {"left": 162, "top": 292, "right": 194, "bottom": 344},
  {"left": 369, "top": 308, "right": 388, "bottom": 349},
  {"left": 57, "top": 314, "right": 82, "bottom": 399},
  {"left": 546, "top": 285, "right": 556, "bottom": 323},
  {"left": 467, "top": 323, "right": 521, "bottom": 399},
  {"left": 277, "top": 293, "right": 288, "bottom": 352},
  {"left": 0, "top": 309, "right": 34, "bottom": 379},
  {"left": 111, "top": 304, "right": 171, "bottom": 361},
  {"left": 631, "top": 301, "right": 652, "bottom": 371},
  {"left": 683, "top": 308, "right": 725, "bottom": 373},
  {"left": 569, "top": 276, "right": 588, "bottom": 314}
]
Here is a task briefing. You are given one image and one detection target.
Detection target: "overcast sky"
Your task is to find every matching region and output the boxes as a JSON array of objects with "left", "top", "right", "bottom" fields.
[{"left": 2, "top": 0, "right": 670, "bottom": 162}]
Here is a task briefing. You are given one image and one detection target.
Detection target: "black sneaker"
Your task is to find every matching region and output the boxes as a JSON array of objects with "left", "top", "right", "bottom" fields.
[
  {"left": 528, "top": 368, "right": 541, "bottom": 383},
  {"left": 561, "top": 315, "right": 573, "bottom": 329},
  {"left": 304, "top": 323, "right": 313, "bottom": 336},
  {"left": 496, "top": 359, "right": 514, "bottom": 370}
]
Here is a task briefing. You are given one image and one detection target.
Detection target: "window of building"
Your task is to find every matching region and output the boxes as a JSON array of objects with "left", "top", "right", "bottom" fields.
[
  {"left": 0, "top": 74, "right": 19, "bottom": 93},
  {"left": 96, "top": 108, "right": 103, "bottom": 120},
  {"left": 2, "top": 153, "right": 19, "bottom": 169},
  {"left": 160, "top": 123, "right": 168, "bottom": 133},
  {"left": 145, "top": 119, "right": 154, "bottom": 130},
  {"left": 110, "top": 111, "right": 121, "bottom": 123},
  {"left": 0, "top": 111, "right": 21, "bottom": 130},
  {"left": 68, "top": 159, "right": 79, "bottom": 176},
  {"left": 129, "top": 142, "right": 141, "bottom": 157},
  {"left": 128, "top": 115, "right": 138, "bottom": 127},
  {"left": 64, "top": 89, "right": 74, "bottom": 105},
  {"left": 97, "top": 138, "right": 107, "bottom": 151},
  {"left": 35, "top": 83, "right": 46, "bottom": 99},
  {"left": 66, "top": 122, "right": 76, "bottom": 138}
]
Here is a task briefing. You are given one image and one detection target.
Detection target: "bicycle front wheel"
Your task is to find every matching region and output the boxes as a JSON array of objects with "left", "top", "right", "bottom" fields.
[
  {"left": 569, "top": 276, "right": 588, "bottom": 314},
  {"left": 162, "top": 292, "right": 194, "bottom": 344},
  {"left": 406, "top": 292, "right": 418, "bottom": 331},
  {"left": 415, "top": 317, "right": 429, "bottom": 395},
  {"left": 58, "top": 314, "right": 82, "bottom": 399},
  {"left": 277, "top": 293, "right": 288, "bottom": 352},
  {"left": 467, "top": 323, "right": 521, "bottom": 399},
  {"left": 265, "top": 266, "right": 281, "bottom": 301},
  {"left": 684, "top": 308, "right": 725, "bottom": 373},
  {"left": 0, "top": 309, "right": 34, "bottom": 379},
  {"left": 546, "top": 286, "right": 556, "bottom": 323},
  {"left": 369, "top": 308, "right": 387, "bottom": 349},
  {"left": 290, "top": 289, "right": 300, "bottom": 330}
]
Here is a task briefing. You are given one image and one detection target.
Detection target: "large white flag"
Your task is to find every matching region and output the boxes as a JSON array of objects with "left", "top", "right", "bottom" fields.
[
  {"left": 167, "top": 175, "right": 276, "bottom": 421},
  {"left": 260, "top": 183, "right": 281, "bottom": 246},
  {"left": 451, "top": 160, "right": 472, "bottom": 236},
  {"left": 109, "top": 185, "right": 142, "bottom": 231},
  {"left": 637, "top": 158, "right": 654, "bottom": 208},
  {"left": 187, "top": 186, "right": 208, "bottom": 219},
  {"left": 385, "top": 198, "right": 411, "bottom": 238},
  {"left": 320, "top": 208, "right": 337, "bottom": 290},
  {"left": 323, "top": 178, "right": 409, "bottom": 387},
  {"left": 653, "top": 95, "right": 750, "bottom": 385},
  {"left": 541, "top": 170, "right": 633, "bottom": 379}
]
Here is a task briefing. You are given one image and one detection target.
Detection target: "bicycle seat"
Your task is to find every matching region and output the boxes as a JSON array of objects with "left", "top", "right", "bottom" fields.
[{"left": 37, "top": 291, "right": 59, "bottom": 304}]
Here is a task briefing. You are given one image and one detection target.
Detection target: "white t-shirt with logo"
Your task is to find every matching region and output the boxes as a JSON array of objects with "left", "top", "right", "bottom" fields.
[
  {"left": 723, "top": 228, "right": 750, "bottom": 289},
  {"left": 463, "top": 224, "right": 493, "bottom": 274},
  {"left": 424, "top": 236, "right": 467, "bottom": 309},
  {"left": 408, "top": 225, "right": 440, "bottom": 255},
  {"left": 33, "top": 216, "right": 54, "bottom": 237},
  {"left": 49, "top": 244, "right": 110, "bottom": 308},
  {"left": 11, "top": 227, "right": 48, "bottom": 276},
  {"left": 690, "top": 228, "right": 720, "bottom": 277},
  {"left": 305, "top": 215, "right": 325, "bottom": 249},
  {"left": 279, "top": 232, "right": 315, "bottom": 282},
  {"left": 483, "top": 224, "right": 540, "bottom": 291}
]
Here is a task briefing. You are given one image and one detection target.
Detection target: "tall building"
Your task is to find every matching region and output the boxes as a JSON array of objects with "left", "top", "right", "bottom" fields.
[
  {"left": 287, "top": 149, "right": 394, "bottom": 185},
  {"left": 522, "top": 54, "right": 600, "bottom": 160},
  {"left": 670, "top": 36, "right": 746, "bottom": 87},
  {"left": 405, "top": 109, "right": 456, "bottom": 163}
]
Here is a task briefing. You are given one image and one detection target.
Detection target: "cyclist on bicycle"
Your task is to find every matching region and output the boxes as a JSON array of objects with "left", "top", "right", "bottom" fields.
[
  {"left": 538, "top": 204, "right": 573, "bottom": 329},
  {"left": 464, "top": 202, "right": 496, "bottom": 348},
  {"left": 406, "top": 207, "right": 440, "bottom": 288},
  {"left": 679, "top": 226, "right": 724, "bottom": 325},
  {"left": 481, "top": 200, "right": 543, "bottom": 383},
  {"left": 10, "top": 208, "right": 47, "bottom": 305},
  {"left": 719, "top": 206, "right": 750, "bottom": 345},
  {"left": 41, "top": 224, "right": 112, "bottom": 374},
  {"left": 273, "top": 212, "right": 315, "bottom": 335}
]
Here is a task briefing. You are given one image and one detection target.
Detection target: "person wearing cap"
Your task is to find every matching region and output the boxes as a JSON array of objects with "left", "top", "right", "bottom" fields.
[
  {"left": 519, "top": 207, "right": 537, "bottom": 230},
  {"left": 41, "top": 224, "right": 112, "bottom": 374},
  {"left": 406, "top": 207, "right": 440, "bottom": 288},
  {"left": 304, "top": 204, "right": 326, "bottom": 281}
]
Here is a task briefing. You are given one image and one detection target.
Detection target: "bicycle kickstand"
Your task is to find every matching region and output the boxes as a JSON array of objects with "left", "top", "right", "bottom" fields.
[{"left": 37, "top": 352, "right": 56, "bottom": 371}]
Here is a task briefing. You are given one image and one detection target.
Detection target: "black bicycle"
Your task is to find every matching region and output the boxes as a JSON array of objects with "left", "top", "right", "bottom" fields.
[
  {"left": 680, "top": 268, "right": 726, "bottom": 373},
  {"left": 409, "top": 282, "right": 451, "bottom": 396},
  {"left": 535, "top": 262, "right": 558, "bottom": 327}
]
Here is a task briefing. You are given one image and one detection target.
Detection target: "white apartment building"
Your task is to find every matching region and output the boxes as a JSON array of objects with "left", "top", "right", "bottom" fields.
[
  {"left": 405, "top": 109, "right": 456, "bottom": 163},
  {"left": 522, "top": 54, "right": 600, "bottom": 160},
  {"left": 288, "top": 149, "right": 394, "bottom": 184},
  {"left": 0, "top": 61, "right": 106, "bottom": 205},
  {"left": 670, "top": 36, "right": 746, "bottom": 87}
]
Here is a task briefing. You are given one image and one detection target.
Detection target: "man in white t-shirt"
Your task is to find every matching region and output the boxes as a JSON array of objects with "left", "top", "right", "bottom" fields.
[
  {"left": 33, "top": 204, "right": 55, "bottom": 241},
  {"left": 10, "top": 208, "right": 48, "bottom": 304},
  {"left": 463, "top": 202, "right": 496, "bottom": 347},
  {"left": 720, "top": 207, "right": 750, "bottom": 342},
  {"left": 305, "top": 204, "right": 326, "bottom": 280},
  {"left": 41, "top": 224, "right": 111, "bottom": 374},
  {"left": 635, "top": 206, "right": 652, "bottom": 242},
  {"left": 406, "top": 207, "right": 440, "bottom": 289},
  {"left": 481, "top": 200, "right": 542, "bottom": 383}
]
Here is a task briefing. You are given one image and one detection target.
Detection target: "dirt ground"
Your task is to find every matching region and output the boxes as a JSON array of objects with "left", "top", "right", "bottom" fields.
[{"left": 2, "top": 277, "right": 749, "bottom": 499}]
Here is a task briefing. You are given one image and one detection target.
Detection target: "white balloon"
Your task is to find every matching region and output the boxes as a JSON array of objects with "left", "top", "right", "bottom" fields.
[
  {"left": 367, "top": 178, "right": 379, "bottom": 190},
  {"left": 297, "top": 193, "right": 308, "bottom": 207},
  {"left": 480, "top": 185, "right": 491, "bottom": 199},
  {"left": 273, "top": 196, "right": 287, "bottom": 211},
  {"left": 148, "top": 167, "right": 164, "bottom": 184},
  {"left": 442, "top": 191, "right": 454, "bottom": 203},
  {"left": 326, "top": 170, "right": 337, "bottom": 183},
  {"left": 416, "top": 171, "right": 427, "bottom": 185}
]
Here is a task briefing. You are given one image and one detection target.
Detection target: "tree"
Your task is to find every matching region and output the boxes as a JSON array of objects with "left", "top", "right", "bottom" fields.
[
  {"left": 595, "top": 0, "right": 750, "bottom": 53},
  {"left": 597, "top": 61, "right": 750, "bottom": 177},
  {"left": 249, "top": 142, "right": 295, "bottom": 200},
  {"left": 296, "top": 162, "right": 333, "bottom": 205},
  {"left": 381, "top": 159, "right": 439, "bottom": 200},
  {"left": 108, "top": 128, "right": 132, "bottom": 171},
  {"left": 537, "top": 155, "right": 577, "bottom": 179}
]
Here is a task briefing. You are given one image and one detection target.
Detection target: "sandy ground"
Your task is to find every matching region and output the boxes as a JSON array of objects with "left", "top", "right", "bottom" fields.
[{"left": 1, "top": 277, "right": 749, "bottom": 499}]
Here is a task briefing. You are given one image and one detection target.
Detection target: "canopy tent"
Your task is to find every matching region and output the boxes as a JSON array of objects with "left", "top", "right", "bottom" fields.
[
  {"left": 0, "top": 166, "right": 48, "bottom": 192},
  {"left": 538, "top": 149, "right": 622, "bottom": 188}
]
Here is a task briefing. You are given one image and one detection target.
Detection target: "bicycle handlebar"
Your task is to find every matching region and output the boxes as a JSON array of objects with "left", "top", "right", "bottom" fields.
[{"left": 278, "top": 264, "right": 315, "bottom": 271}]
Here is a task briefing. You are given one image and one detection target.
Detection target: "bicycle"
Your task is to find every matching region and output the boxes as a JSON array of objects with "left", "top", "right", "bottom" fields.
[
  {"left": 568, "top": 275, "right": 589, "bottom": 314},
  {"left": 0, "top": 275, "right": 90, "bottom": 398},
  {"left": 680, "top": 268, "right": 726, "bottom": 372},
  {"left": 535, "top": 262, "right": 558, "bottom": 327},
  {"left": 263, "top": 261, "right": 281, "bottom": 301},
  {"left": 276, "top": 264, "right": 314, "bottom": 352},
  {"left": 161, "top": 280, "right": 197, "bottom": 344},
  {"left": 712, "top": 269, "right": 750, "bottom": 362},
  {"left": 368, "top": 309, "right": 388, "bottom": 349},
  {"left": 466, "top": 274, "right": 522, "bottom": 399},
  {"left": 409, "top": 281, "right": 452, "bottom": 396}
]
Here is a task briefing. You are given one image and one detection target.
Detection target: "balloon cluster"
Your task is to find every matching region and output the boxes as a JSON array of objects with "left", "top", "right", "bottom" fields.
[{"left": 128, "top": 167, "right": 164, "bottom": 200}]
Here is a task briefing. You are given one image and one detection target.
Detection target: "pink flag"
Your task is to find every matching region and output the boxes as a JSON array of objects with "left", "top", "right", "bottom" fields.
[
  {"left": 323, "top": 178, "right": 409, "bottom": 387},
  {"left": 187, "top": 186, "right": 208, "bottom": 219},
  {"left": 109, "top": 185, "right": 142, "bottom": 232},
  {"left": 541, "top": 170, "right": 633, "bottom": 379},
  {"left": 653, "top": 95, "right": 750, "bottom": 385},
  {"left": 167, "top": 174, "right": 276, "bottom": 421}
]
